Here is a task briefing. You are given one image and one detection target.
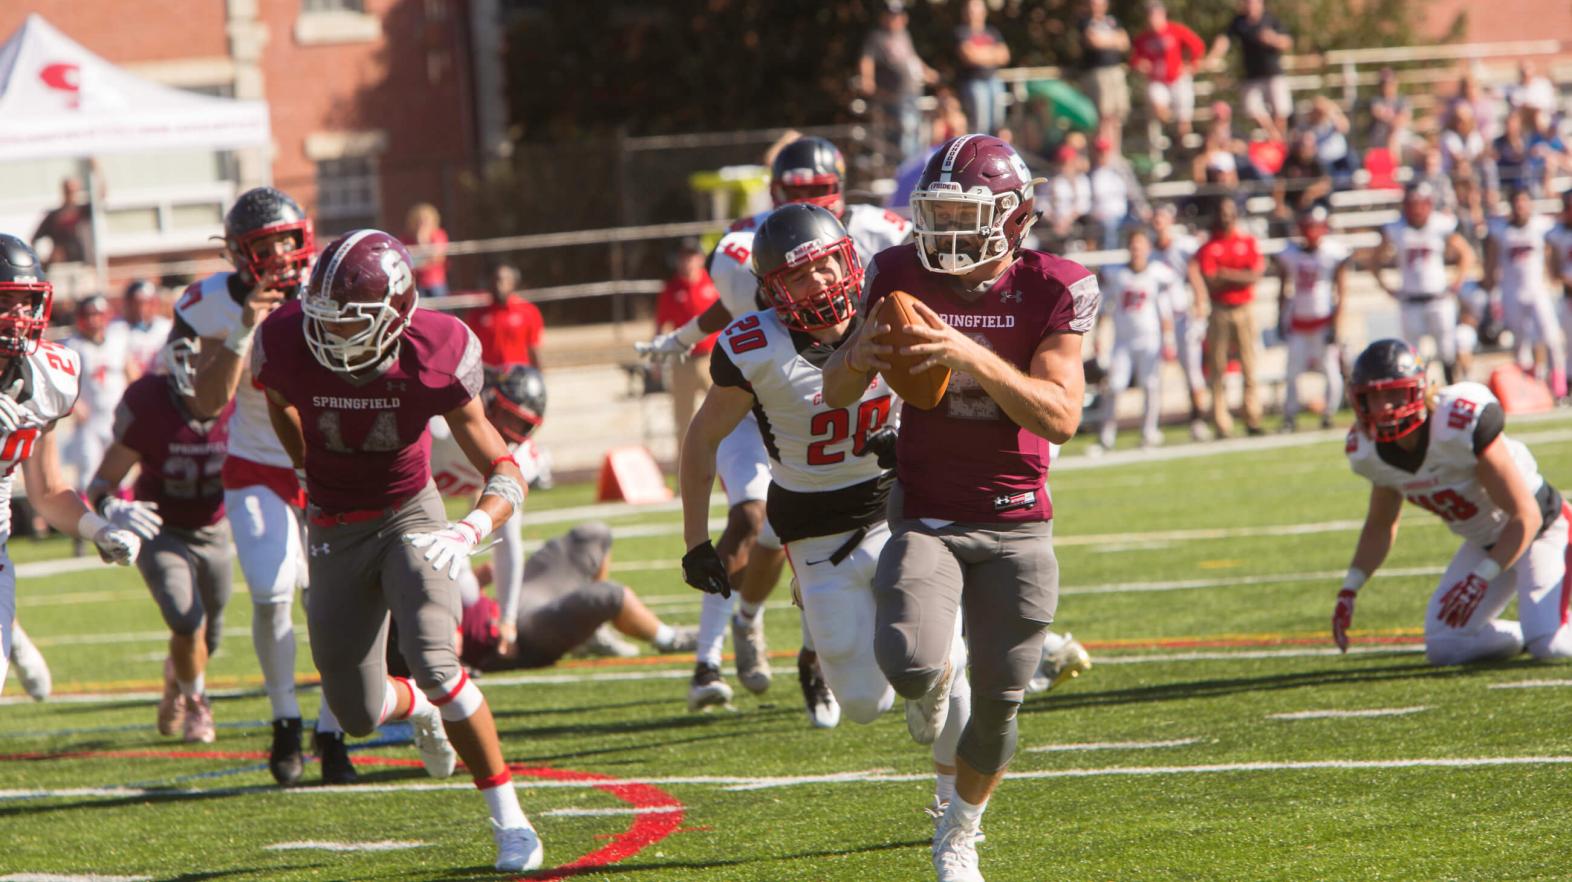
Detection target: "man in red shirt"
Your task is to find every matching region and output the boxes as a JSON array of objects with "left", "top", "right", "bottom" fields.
[
  {"left": 1193, "top": 197, "right": 1266, "bottom": 437},
  {"left": 1130, "top": 1, "right": 1206, "bottom": 139},
  {"left": 654, "top": 241, "right": 720, "bottom": 451},
  {"left": 466, "top": 265, "right": 543, "bottom": 370}
]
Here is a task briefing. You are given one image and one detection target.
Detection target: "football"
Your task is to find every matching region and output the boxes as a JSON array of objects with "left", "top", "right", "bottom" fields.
[{"left": 875, "top": 290, "right": 952, "bottom": 410}]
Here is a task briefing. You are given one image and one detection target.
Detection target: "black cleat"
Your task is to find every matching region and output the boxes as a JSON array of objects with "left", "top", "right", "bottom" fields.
[
  {"left": 313, "top": 729, "right": 358, "bottom": 785},
  {"left": 686, "top": 662, "right": 733, "bottom": 712},
  {"left": 269, "top": 718, "right": 305, "bottom": 786},
  {"left": 797, "top": 649, "right": 841, "bottom": 729}
]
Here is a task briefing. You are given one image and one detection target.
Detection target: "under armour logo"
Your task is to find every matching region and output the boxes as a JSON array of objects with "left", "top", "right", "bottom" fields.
[
  {"left": 310, "top": 542, "right": 331, "bottom": 557},
  {"left": 385, "top": 381, "right": 408, "bottom": 392},
  {"left": 998, "top": 289, "right": 1023, "bottom": 304}
]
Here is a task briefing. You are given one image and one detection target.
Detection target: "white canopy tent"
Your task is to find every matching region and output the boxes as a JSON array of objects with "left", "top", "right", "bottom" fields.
[{"left": 0, "top": 14, "right": 272, "bottom": 287}]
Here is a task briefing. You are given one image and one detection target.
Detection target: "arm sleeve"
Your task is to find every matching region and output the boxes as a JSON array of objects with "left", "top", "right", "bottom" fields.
[
  {"left": 1180, "top": 24, "right": 1206, "bottom": 59},
  {"left": 1472, "top": 401, "right": 1505, "bottom": 454},
  {"left": 111, "top": 395, "right": 139, "bottom": 450},
  {"left": 494, "top": 508, "right": 526, "bottom": 626},
  {"left": 709, "top": 344, "right": 751, "bottom": 390}
]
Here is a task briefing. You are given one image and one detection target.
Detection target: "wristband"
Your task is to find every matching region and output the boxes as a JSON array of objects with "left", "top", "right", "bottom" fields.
[
  {"left": 459, "top": 509, "right": 494, "bottom": 543},
  {"left": 223, "top": 323, "right": 256, "bottom": 355},
  {"left": 77, "top": 511, "right": 110, "bottom": 541},
  {"left": 674, "top": 319, "right": 705, "bottom": 348},
  {"left": 1341, "top": 567, "right": 1368, "bottom": 592},
  {"left": 1472, "top": 558, "right": 1502, "bottom": 582}
]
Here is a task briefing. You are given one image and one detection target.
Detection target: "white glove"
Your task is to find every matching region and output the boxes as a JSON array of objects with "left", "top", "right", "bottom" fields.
[
  {"left": 633, "top": 331, "right": 692, "bottom": 362},
  {"left": 93, "top": 525, "right": 141, "bottom": 566},
  {"left": 101, "top": 498, "right": 163, "bottom": 542},
  {"left": 402, "top": 513, "right": 489, "bottom": 580},
  {"left": 0, "top": 395, "right": 24, "bottom": 434}
]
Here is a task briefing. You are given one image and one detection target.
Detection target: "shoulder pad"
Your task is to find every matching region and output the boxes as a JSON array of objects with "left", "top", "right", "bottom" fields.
[
  {"left": 26, "top": 341, "right": 82, "bottom": 423},
  {"left": 175, "top": 273, "right": 241, "bottom": 339},
  {"left": 1431, "top": 382, "right": 1497, "bottom": 448}
]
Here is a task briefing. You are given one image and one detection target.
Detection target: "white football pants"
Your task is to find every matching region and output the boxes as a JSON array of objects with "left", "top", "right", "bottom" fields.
[
  {"left": 1099, "top": 344, "right": 1162, "bottom": 448},
  {"left": 1283, "top": 331, "right": 1343, "bottom": 422},
  {"left": 1399, "top": 297, "right": 1458, "bottom": 367}
]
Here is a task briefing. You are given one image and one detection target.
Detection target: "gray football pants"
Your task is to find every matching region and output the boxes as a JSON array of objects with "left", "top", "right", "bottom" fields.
[
  {"left": 306, "top": 483, "right": 463, "bottom": 737},
  {"left": 137, "top": 523, "right": 233, "bottom": 655},
  {"left": 873, "top": 489, "right": 1058, "bottom": 774}
]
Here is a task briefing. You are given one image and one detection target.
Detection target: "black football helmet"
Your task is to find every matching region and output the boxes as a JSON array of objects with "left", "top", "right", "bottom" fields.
[
  {"left": 224, "top": 187, "right": 315, "bottom": 292},
  {"left": 485, "top": 364, "right": 546, "bottom": 444},
  {"left": 1349, "top": 338, "right": 1428, "bottom": 441},
  {"left": 751, "top": 203, "right": 862, "bottom": 332},
  {"left": 0, "top": 234, "right": 53, "bottom": 358},
  {"left": 770, "top": 136, "right": 847, "bottom": 217}
]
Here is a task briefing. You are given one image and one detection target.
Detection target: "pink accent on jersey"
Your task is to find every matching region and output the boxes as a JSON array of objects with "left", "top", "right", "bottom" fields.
[
  {"left": 255, "top": 302, "right": 483, "bottom": 515},
  {"left": 116, "top": 376, "right": 231, "bottom": 529},
  {"left": 865, "top": 244, "right": 1097, "bottom": 522}
]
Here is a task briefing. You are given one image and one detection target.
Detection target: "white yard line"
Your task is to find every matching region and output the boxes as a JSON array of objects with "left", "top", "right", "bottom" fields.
[
  {"left": 1268, "top": 707, "right": 1430, "bottom": 720},
  {"left": 263, "top": 841, "right": 429, "bottom": 853},
  {"left": 0, "top": 875, "right": 154, "bottom": 882},
  {"left": 539, "top": 806, "right": 684, "bottom": 817},
  {"left": 1488, "top": 679, "right": 1572, "bottom": 689},
  {"left": 1026, "top": 738, "right": 1205, "bottom": 753}
]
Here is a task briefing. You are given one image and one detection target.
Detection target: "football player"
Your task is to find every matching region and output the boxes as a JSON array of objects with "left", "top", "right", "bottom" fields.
[
  {"left": 116, "top": 279, "right": 172, "bottom": 375},
  {"left": 638, "top": 136, "right": 912, "bottom": 719},
  {"left": 1273, "top": 206, "right": 1350, "bottom": 432},
  {"left": 0, "top": 234, "right": 141, "bottom": 692},
  {"left": 1332, "top": 339, "right": 1572, "bottom": 665},
  {"left": 1483, "top": 187, "right": 1565, "bottom": 396},
  {"left": 1150, "top": 205, "right": 1210, "bottom": 441},
  {"left": 86, "top": 333, "right": 237, "bottom": 750},
  {"left": 1548, "top": 188, "right": 1572, "bottom": 390},
  {"left": 824, "top": 134, "right": 1101, "bottom": 882},
  {"left": 680, "top": 202, "right": 973, "bottom": 809},
  {"left": 257, "top": 230, "right": 542, "bottom": 872},
  {"left": 62, "top": 295, "right": 129, "bottom": 498},
  {"left": 1371, "top": 182, "right": 1475, "bottom": 383},
  {"left": 173, "top": 186, "right": 339, "bottom": 784},
  {"left": 1091, "top": 228, "right": 1176, "bottom": 452}
]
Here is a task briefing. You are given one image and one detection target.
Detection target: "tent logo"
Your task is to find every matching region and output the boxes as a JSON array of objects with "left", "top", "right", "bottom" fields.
[{"left": 38, "top": 62, "right": 80, "bottom": 109}]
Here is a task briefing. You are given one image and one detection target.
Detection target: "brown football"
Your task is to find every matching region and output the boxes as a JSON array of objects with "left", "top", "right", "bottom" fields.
[{"left": 875, "top": 290, "right": 952, "bottom": 410}]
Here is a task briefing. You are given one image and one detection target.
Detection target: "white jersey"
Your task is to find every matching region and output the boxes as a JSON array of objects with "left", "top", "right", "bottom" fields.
[
  {"left": 62, "top": 325, "right": 129, "bottom": 424},
  {"left": 1277, "top": 240, "right": 1350, "bottom": 326},
  {"left": 1347, "top": 383, "right": 1544, "bottom": 547},
  {"left": 115, "top": 316, "right": 172, "bottom": 374},
  {"left": 1150, "top": 232, "right": 1199, "bottom": 315},
  {"left": 1383, "top": 214, "right": 1458, "bottom": 297},
  {"left": 713, "top": 309, "right": 893, "bottom": 495},
  {"left": 0, "top": 341, "right": 82, "bottom": 542},
  {"left": 1489, "top": 216, "right": 1554, "bottom": 296},
  {"left": 1548, "top": 223, "right": 1572, "bottom": 287},
  {"left": 175, "top": 272, "right": 290, "bottom": 469},
  {"left": 427, "top": 416, "right": 545, "bottom": 497},
  {"left": 1101, "top": 263, "right": 1176, "bottom": 348}
]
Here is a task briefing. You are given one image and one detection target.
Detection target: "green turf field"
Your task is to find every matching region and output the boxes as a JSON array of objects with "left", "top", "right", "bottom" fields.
[{"left": 6, "top": 416, "right": 1572, "bottom": 881}]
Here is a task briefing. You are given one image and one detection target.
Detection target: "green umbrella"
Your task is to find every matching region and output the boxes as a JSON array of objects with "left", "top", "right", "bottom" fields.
[{"left": 1025, "top": 79, "right": 1099, "bottom": 132}]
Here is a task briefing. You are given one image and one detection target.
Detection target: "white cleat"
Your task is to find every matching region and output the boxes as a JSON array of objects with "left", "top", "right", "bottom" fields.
[
  {"left": 732, "top": 612, "right": 772, "bottom": 695},
  {"left": 932, "top": 802, "right": 985, "bottom": 882},
  {"left": 687, "top": 662, "right": 733, "bottom": 712},
  {"left": 905, "top": 658, "right": 953, "bottom": 746},
  {"left": 925, "top": 797, "right": 985, "bottom": 843},
  {"left": 573, "top": 623, "right": 640, "bottom": 659},
  {"left": 410, "top": 706, "right": 457, "bottom": 779},
  {"left": 491, "top": 819, "right": 544, "bottom": 872},
  {"left": 9, "top": 624, "right": 51, "bottom": 702},
  {"left": 1027, "top": 633, "right": 1093, "bottom": 694}
]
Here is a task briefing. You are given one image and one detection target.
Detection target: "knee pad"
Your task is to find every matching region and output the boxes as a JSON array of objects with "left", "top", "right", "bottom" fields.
[
  {"left": 956, "top": 696, "right": 1022, "bottom": 774},
  {"left": 881, "top": 661, "right": 942, "bottom": 703},
  {"left": 840, "top": 685, "right": 896, "bottom": 726}
]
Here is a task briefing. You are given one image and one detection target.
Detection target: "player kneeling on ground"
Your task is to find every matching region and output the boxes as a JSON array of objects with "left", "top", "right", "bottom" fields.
[
  {"left": 87, "top": 332, "right": 233, "bottom": 747},
  {"left": 1333, "top": 339, "right": 1572, "bottom": 665},
  {"left": 258, "top": 230, "right": 542, "bottom": 872}
]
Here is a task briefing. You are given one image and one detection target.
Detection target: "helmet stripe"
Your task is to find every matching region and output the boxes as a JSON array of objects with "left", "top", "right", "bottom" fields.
[
  {"left": 317, "top": 228, "right": 376, "bottom": 302},
  {"left": 938, "top": 135, "right": 976, "bottom": 184}
]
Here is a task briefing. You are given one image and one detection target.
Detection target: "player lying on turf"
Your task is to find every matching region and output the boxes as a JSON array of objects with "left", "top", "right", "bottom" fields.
[{"left": 1333, "top": 338, "right": 1572, "bottom": 665}]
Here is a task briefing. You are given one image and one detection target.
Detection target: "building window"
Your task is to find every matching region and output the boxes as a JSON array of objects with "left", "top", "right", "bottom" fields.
[
  {"left": 302, "top": 0, "right": 364, "bottom": 12},
  {"left": 295, "top": 0, "right": 379, "bottom": 45},
  {"left": 316, "top": 156, "right": 378, "bottom": 234}
]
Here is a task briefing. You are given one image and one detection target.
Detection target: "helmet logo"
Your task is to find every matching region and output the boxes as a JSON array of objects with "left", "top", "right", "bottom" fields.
[
  {"left": 784, "top": 238, "right": 829, "bottom": 267},
  {"left": 381, "top": 249, "right": 413, "bottom": 298},
  {"left": 939, "top": 135, "right": 976, "bottom": 181}
]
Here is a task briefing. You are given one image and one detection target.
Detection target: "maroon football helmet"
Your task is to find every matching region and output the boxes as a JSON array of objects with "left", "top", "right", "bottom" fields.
[
  {"left": 910, "top": 135, "right": 1040, "bottom": 274},
  {"left": 302, "top": 230, "right": 418, "bottom": 373}
]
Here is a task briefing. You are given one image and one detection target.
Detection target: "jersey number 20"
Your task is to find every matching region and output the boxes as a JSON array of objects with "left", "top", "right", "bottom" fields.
[{"left": 807, "top": 396, "right": 892, "bottom": 465}]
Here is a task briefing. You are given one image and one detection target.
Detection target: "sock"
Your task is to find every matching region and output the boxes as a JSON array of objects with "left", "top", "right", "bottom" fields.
[
  {"left": 315, "top": 696, "right": 343, "bottom": 735},
  {"left": 177, "top": 674, "right": 204, "bottom": 699},
  {"left": 935, "top": 773, "right": 957, "bottom": 805},
  {"left": 479, "top": 772, "right": 529, "bottom": 828},
  {"left": 1040, "top": 630, "right": 1068, "bottom": 655},
  {"left": 652, "top": 623, "right": 676, "bottom": 650},
  {"left": 695, "top": 591, "right": 729, "bottom": 667},
  {"left": 799, "top": 610, "right": 816, "bottom": 653},
  {"left": 252, "top": 601, "right": 300, "bottom": 720},
  {"left": 951, "top": 793, "right": 988, "bottom": 828},
  {"left": 736, "top": 599, "right": 763, "bottom": 621}
]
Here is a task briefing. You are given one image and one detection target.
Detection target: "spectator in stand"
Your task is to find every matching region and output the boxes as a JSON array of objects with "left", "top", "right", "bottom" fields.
[
  {"left": 1087, "top": 134, "right": 1149, "bottom": 251},
  {"left": 1505, "top": 60, "right": 1557, "bottom": 116},
  {"left": 115, "top": 279, "right": 172, "bottom": 377},
  {"left": 1492, "top": 109, "right": 1534, "bottom": 200},
  {"left": 467, "top": 264, "right": 544, "bottom": 370},
  {"left": 888, "top": 88, "right": 971, "bottom": 210},
  {"left": 1411, "top": 146, "right": 1459, "bottom": 217},
  {"left": 1273, "top": 130, "right": 1332, "bottom": 235},
  {"left": 1305, "top": 96, "right": 1356, "bottom": 187},
  {"left": 1130, "top": 1, "right": 1206, "bottom": 142},
  {"left": 1077, "top": 0, "right": 1131, "bottom": 138},
  {"left": 403, "top": 203, "right": 450, "bottom": 300},
  {"left": 31, "top": 178, "right": 92, "bottom": 270},
  {"left": 654, "top": 240, "right": 719, "bottom": 453},
  {"left": 1440, "top": 101, "right": 1488, "bottom": 182},
  {"left": 953, "top": 0, "right": 1009, "bottom": 135},
  {"left": 1525, "top": 108, "right": 1570, "bottom": 193},
  {"left": 859, "top": 1, "right": 938, "bottom": 164},
  {"left": 1194, "top": 197, "right": 1266, "bottom": 437},
  {"left": 1208, "top": 0, "right": 1293, "bottom": 142},
  {"left": 1044, "top": 141, "right": 1093, "bottom": 249},
  {"left": 1364, "top": 67, "right": 1410, "bottom": 150},
  {"left": 1450, "top": 67, "right": 1501, "bottom": 141},
  {"left": 1450, "top": 168, "right": 1489, "bottom": 253}
]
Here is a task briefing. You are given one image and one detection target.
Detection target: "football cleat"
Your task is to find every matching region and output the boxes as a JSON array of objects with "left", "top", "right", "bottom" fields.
[
  {"left": 314, "top": 730, "right": 358, "bottom": 785},
  {"left": 932, "top": 801, "right": 985, "bottom": 882},
  {"left": 410, "top": 705, "right": 458, "bottom": 779},
  {"left": 8, "top": 624, "right": 50, "bottom": 702},
  {"left": 269, "top": 718, "right": 305, "bottom": 786},
  {"left": 905, "top": 657, "right": 953, "bottom": 745},
  {"left": 654, "top": 625, "right": 699, "bottom": 654},
  {"left": 156, "top": 658, "right": 185, "bottom": 736},
  {"left": 1028, "top": 633, "right": 1092, "bottom": 694},
  {"left": 574, "top": 624, "right": 640, "bottom": 659},
  {"left": 182, "top": 694, "right": 216, "bottom": 744},
  {"left": 797, "top": 649, "right": 840, "bottom": 729},
  {"left": 687, "top": 662, "right": 733, "bottom": 712},
  {"left": 1189, "top": 419, "right": 1211, "bottom": 442},
  {"left": 732, "top": 612, "right": 772, "bottom": 695},
  {"left": 491, "top": 819, "right": 544, "bottom": 872},
  {"left": 925, "top": 797, "right": 986, "bottom": 844}
]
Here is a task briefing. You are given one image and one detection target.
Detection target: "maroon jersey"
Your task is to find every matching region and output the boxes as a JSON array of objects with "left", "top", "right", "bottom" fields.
[
  {"left": 254, "top": 301, "right": 484, "bottom": 514},
  {"left": 864, "top": 244, "right": 1099, "bottom": 522},
  {"left": 112, "top": 375, "right": 231, "bottom": 529}
]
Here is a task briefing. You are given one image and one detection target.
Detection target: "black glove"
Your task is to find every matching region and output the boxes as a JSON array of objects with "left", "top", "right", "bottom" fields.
[
  {"left": 862, "top": 426, "right": 899, "bottom": 469},
  {"left": 681, "top": 540, "right": 732, "bottom": 598}
]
